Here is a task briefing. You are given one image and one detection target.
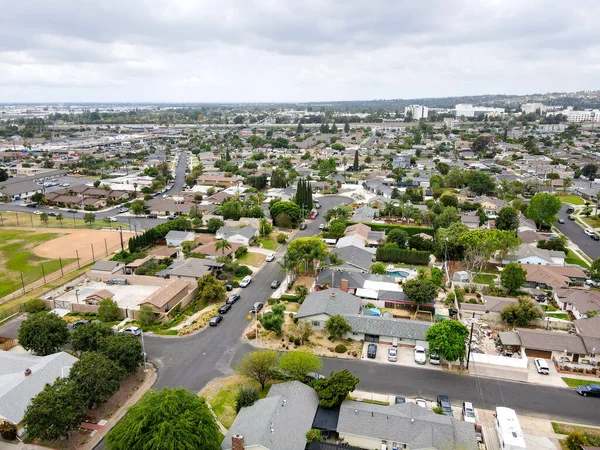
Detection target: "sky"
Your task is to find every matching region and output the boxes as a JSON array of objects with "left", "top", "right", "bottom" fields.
[{"left": 1, "top": 0, "right": 599, "bottom": 103}]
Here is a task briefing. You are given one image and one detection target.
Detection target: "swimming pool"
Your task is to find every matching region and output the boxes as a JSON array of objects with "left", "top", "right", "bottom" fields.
[{"left": 387, "top": 270, "right": 410, "bottom": 279}]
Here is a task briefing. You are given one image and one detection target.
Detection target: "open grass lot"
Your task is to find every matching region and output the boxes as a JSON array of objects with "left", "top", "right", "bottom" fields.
[
  {"left": 561, "top": 377, "right": 595, "bottom": 388},
  {"left": 473, "top": 273, "right": 496, "bottom": 284},
  {"left": 582, "top": 216, "right": 600, "bottom": 228},
  {"left": 0, "top": 211, "right": 127, "bottom": 230},
  {"left": 566, "top": 250, "right": 591, "bottom": 269},
  {"left": 258, "top": 237, "right": 279, "bottom": 251},
  {"left": 237, "top": 251, "right": 266, "bottom": 267},
  {"left": 0, "top": 229, "right": 75, "bottom": 298},
  {"left": 201, "top": 376, "right": 272, "bottom": 429},
  {"left": 559, "top": 195, "right": 585, "bottom": 205}
]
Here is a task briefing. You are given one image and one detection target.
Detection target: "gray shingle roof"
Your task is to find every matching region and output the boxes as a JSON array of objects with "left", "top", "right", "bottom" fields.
[
  {"left": 91, "top": 260, "right": 122, "bottom": 272},
  {"left": 516, "top": 328, "right": 588, "bottom": 354},
  {"left": 342, "top": 314, "right": 432, "bottom": 340},
  {"left": 165, "top": 230, "right": 194, "bottom": 240},
  {"left": 222, "top": 381, "right": 319, "bottom": 450},
  {"left": 335, "top": 245, "right": 374, "bottom": 271},
  {"left": 0, "top": 352, "right": 78, "bottom": 424},
  {"left": 296, "top": 289, "right": 362, "bottom": 319},
  {"left": 337, "top": 401, "right": 477, "bottom": 450},
  {"left": 217, "top": 225, "right": 257, "bottom": 240},
  {"left": 166, "top": 258, "right": 213, "bottom": 278}
]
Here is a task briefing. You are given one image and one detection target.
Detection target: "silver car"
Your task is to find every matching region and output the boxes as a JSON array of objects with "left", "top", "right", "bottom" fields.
[{"left": 387, "top": 347, "right": 398, "bottom": 362}]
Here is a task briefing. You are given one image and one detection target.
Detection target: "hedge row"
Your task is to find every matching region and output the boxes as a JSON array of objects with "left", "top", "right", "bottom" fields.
[
  {"left": 375, "top": 247, "right": 430, "bottom": 265},
  {"left": 356, "top": 223, "right": 434, "bottom": 237}
]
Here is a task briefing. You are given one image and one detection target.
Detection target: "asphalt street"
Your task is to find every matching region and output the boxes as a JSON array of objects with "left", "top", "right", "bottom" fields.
[{"left": 555, "top": 204, "right": 600, "bottom": 260}]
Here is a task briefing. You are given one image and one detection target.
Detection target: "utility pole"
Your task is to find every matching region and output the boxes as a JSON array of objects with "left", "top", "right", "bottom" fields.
[
  {"left": 466, "top": 312, "right": 476, "bottom": 370},
  {"left": 119, "top": 227, "right": 124, "bottom": 251}
]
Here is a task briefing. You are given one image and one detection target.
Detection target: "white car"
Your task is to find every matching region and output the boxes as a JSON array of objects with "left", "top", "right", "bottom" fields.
[
  {"left": 534, "top": 358, "right": 550, "bottom": 375},
  {"left": 319, "top": 224, "right": 325, "bottom": 230},
  {"left": 415, "top": 398, "right": 428, "bottom": 408},
  {"left": 585, "top": 279, "right": 600, "bottom": 287},
  {"left": 120, "top": 326, "right": 141, "bottom": 336},
  {"left": 266, "top": 253, "right": 275, "bottom": 262},
  {"left": 33, "top": 210, "right": 43, "bottom": 215},
  {"left": 462, "top": 401, "right": 476, "bottom": 423},
  {"left": 108, "top": 217, "right": 118, "bottom": 222},
  {"left": 584, "top": 229, "right": 595, "bottom": 236},
  {"left": 414, "top": 346, "right": 427, "bottom": 364},
  {"left": 387, "top": 347, "right": 398, "bottom": 362}
]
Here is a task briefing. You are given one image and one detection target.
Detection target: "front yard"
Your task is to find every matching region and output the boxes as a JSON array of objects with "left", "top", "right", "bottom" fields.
[
  {"left": 561, "top": 377, "right": 595, "bottom": 388},
  {"left": 237, "top": 251, "right": 266, "bottom": 267},
  {"left": 566, "top": 250, "right": 591, "bottom": 269},
  {"left": 258, "top": 237, "right": 279, "bottom": 251},
  {"left": 559, "top": 195, "right": 585, "bottom": 205}
]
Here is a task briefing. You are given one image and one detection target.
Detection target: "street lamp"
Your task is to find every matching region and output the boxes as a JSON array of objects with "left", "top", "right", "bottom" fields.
[
  {"left": 466, "top": 312, "right": 477, "bottom": 370},
  {"left": 75, "top": 289, "right": 80, "bottom": 304}
]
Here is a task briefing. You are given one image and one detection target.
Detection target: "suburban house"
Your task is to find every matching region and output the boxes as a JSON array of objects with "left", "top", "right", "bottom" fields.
[
  {"left": 351, "top": 206, "right": 380, "bottom": 223},
  {"left": 392, "top": 154, "right": 412, "bottom": 169},
  {"left": 474, "top": 196, "right": 506, "bottom": 218},
  {"left": 343, "top": 314, "right": 432, "bottom": 346},
  {"left": 333, "top": 245, "right": 375, "bottom": 272},
  {"left": 0, "top": 179, "right": 42, "bottom": 201},
  {"left": 165, "top": 230, "right": 195, "bottom": 247},
  {"left": 216, "top": 225, "right": 258, "bottom": 246},
  {"left": 137, "top": 279, "right": 191, "bottom": 313},
  {"left": 90, "top": 260, "right": 125, "bottom": 275},
  {"left": 460, "top": 295, "right": 544, "bottom": 323},
  {"left": 336, "top": 401, "right": 477, "bottom": 450},
  {"left": 501, "top": 243, "right": 565, "bottom": 266},
  {"left": 516, "top": 328, "right": 590, "bottom": 362},
  {"left": 573, "top": 315, "right": 600, "bottom": 357},
  {"left": 222, "top": 381, "right": 319, "bottom": 450},
  {"left": 84, "top": 289, "right": 115, "bottom": 305},
  {"left": 554, "top": 289, "right": 600, "bottom": 319},
  {"left": 336, "top": 235, "right": 369, "bottom": 249},
  {"left": 520, "top": 264, "right": 587, "bottom": 290},
  {"left": 345, "top": 223, "right": 385, "bottom": 247},
  {"left": 161, "top": 258, "right": 223, "bottom": 281},
  {"left": 461, "top": 213, "right": 481, "bottom": 229},
  {"left": 0, "top": 352, "right": 78, "bottom": 434},
  {"left": 146, "top": 198, "right": 195, "bottom": 215},
  {"left": 197, "top": 174, "right": 243, "bottom": 187},
  {"left": 192, "top": 240, "right": 242, "bottom": 259},
  {"left": 297, "top": 289, "right": 362, "bottom": 330}
]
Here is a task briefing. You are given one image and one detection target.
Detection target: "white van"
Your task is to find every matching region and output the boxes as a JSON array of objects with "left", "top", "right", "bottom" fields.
[
  {"left": 534, "top": 358, "right": 550, "bottom": 375},
  {"left": 239, "top": 276, "right": 252, "bottom": 288},
  {"left": 494, "top": 407, "right": 527, "bottom": 450}
]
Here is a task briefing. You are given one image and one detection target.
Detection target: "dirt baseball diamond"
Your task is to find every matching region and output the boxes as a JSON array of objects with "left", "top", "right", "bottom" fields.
[{"left": 23, "top": 228, "right": 125, "bottom": 258}]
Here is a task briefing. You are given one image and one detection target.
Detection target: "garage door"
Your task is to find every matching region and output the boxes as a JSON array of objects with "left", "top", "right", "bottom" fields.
[
  {"left": 365, "top": 334, "right": 379, "bottom": 343},
  {"left": 525, "top": 349, "right": 552, "bottom": 359}
]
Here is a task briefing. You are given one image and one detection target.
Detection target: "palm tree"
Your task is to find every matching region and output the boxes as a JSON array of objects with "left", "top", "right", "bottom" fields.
[
  {"left": 327, "top": 252, "right": 344, "bottom": 287},
  {"left": 215, "top": 240, "right": 232, "bottom": 257}
]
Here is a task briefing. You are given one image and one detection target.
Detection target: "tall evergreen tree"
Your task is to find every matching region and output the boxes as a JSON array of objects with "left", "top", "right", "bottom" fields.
[
  {"left": 331, "top": 122, "right": 338, "bottom": 133},
  {"left": 353, "top": 150, "right": 359, "bottom": 171},
  {"left": 344, "top": 120, "right": 350, "bottom": 133},
  {"left": 225, "top": 149, "right": 231, "bottom": 161}
]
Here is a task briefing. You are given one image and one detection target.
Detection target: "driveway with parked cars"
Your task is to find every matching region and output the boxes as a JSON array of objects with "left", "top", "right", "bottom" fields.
[{"left": 360, "top": 342, "right": 442, "bottom": 371}]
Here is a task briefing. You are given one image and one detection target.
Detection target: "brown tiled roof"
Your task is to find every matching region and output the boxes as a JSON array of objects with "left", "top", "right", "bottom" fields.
[
  {"left": 556, "top": 289, "right": 600, "bottom": 315},
  {"left": 345, "top": 223, "right": 371, "bottom": 239},
  {"left": 516, "top": 328, "right": 588, "bottom": 354},
  {"left": 520, "top": 264, "right": 587, "bottom": 289},
  {"left": 574, "top": 315, "right": 600, "bottom": 338},
  {"left": 151, "top": 247, "right": 179, "bottom": 258},
  {"left": 139, "top": 279, "right": 190, "bottom": 308},
  {"left": 192, "top": 241, "right": 241, "bottom": 256},
  {"left": 85, "top": 289, "right": 114, "bottom": 301}
]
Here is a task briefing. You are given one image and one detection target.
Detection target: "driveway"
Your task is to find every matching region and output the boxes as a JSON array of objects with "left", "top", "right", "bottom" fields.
[{"left": 360, "top": 342, "right": 442, "bottom": 371}]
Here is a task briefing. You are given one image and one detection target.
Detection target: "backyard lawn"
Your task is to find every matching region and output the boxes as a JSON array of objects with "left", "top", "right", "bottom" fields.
[
  {"left": 546, "top": 312, "right": 569, "bottom": 321},
  {"left": 473, "top": 273, "right": 496, "bottom": 284},
  {"left": 566, "top": 250, "right": 591, "bottom": 269},
  {"left": 259, "top": 237, "right": 279, "bottom": 251},
  {"left": 561, "top": 377, "right": 595, "bottom": 388},
  {"left": 0, "top": 229, "right": 75, "bottom": 298},
  {"left": 559, "top": 195, "right": 585, "bottom": 205},
  {"left": 237, "top": 251, "right": 266, "bottom": 267}
]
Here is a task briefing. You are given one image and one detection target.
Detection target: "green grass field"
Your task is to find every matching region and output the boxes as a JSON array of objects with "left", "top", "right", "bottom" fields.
[
  {"left": 0, "top": 229, "right": 75, "bottom": 298},
  {"left": 205, "top": 380, "right": 272, "bottom": 429},
  {"left": 559, "top": 195, "right": 585, "bottom": 205},
  {"left": 566, "top": 250, "right": 591, "bottom": 269},
  {"left": 473, "top": 273, "right": 496, "bottom": 284},
  {"left": 561, "top": 377, "right": 594, "bottom": 388},
  {"left": 547, "top": 312, "right": 569, "bottom": 320},
  {"left": 237, "top": 251, "right": 266, "bottom": 267},
  {"left": 259, "top": 237, "right": 279, "bottom": 251}
]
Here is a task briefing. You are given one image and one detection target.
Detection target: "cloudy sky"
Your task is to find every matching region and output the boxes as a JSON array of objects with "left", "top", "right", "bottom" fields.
[{"left": 1, "top": 0, "right": 598, "bottom": 103}]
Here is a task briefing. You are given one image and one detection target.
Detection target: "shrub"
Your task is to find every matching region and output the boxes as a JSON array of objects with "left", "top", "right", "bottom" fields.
[
  {"left": 375, "top": 247, "right": 430, "bottom": 265},
  {"left": 0, "top": 423, "right": 17, "bottom": 440},
  {"left": 235, "top": 385, "right": 260, "bottom": 413},
  {"left": 280, "top": 294, "right": 300, "bottom": 302},
  {"left": 306, "top": 429, "right": 322, "bottom": 443},
  {"left": 235, "top": 246, "right": 248, "bottom": 258},
  {"left": 277, "top": 233, "right": 288, "bottom": 244},
  {"left": 294, "top": 338, "right": 301, "bottom": 346},
  {"left": 267, "top": 298, "right": 280, "bottom": 305},
  {"left": 26, "top": 298, "right": 45, "bottom": 313},
  {"left": 335, "top": 344, "right": 347, "bottom": 353},
  {"left": 235, "top": 265, "right": 253, "bottom": 277}
]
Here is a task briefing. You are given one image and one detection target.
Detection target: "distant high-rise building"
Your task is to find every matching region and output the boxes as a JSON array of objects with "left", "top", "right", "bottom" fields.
[
  {"left": 521, "top": 103, "right": 546, "bottom": 114},
  {"left": 404, "top": 105, "right": 429, "bottom": 121},
  {"left": 454, "top": 104, "right": 505, "bottom": 118}
]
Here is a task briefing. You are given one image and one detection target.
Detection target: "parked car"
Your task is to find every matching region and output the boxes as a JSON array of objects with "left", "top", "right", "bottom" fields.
[
  {"left": 47, "top": 211, "right": 58, "bottom": 217},
  {"left": 318, "top": 224, "right": 325, "bottom": 230},
  {"left": 166, "top": 215, "right": 176, "bottom": 220},
  {"left": 534, "top": 358, "right": 550, "bottom": 375},
  {"left": 26, "top": 203, "right": 38, "bottom": 208},
  {"left": 249, "top": 302, "right": 263, "bottom": 314},
  {"left": 146, "top": 214, "right": 158, "bottom": 219},
  {"left": 558, "top": 218, "right": 565, "bottom": 224},
  {"left": 226, "top": 294, "right": 240, "bottom": 304},
  {"left": 121, "top": 326, "right": 141, "bottom": 336},
  {"left": 67, "top": 209, "right": 78, "bottom": 214},
  {"left": 462, "top": 402, "right": 476, "bottom": 423},
  {"left": 225, "top": 284, "right": 233, "bottom": 291},
  {"left": 436, "top": 395, "right": 453, "bottom": 416},
  {"left": 569, "top": 215, "right": 576, "bottom": 220},
  {"left": 300, "top": 223, "right": 307, "bottom": 230},
  {"left": 429, "top": 351, "right": 441, "bottom": 365},
  {"left": 367, "top": 343, "right": 377, "bottom": 358},
  {"left": 576, "top": 384, "right": 600, "bottom": 397},
  {"left": 415, "top": 398, "right": 428, "bottom": 408},
  {"left": 108, "top": 216, "right": 118, "bottom": 222},
  {"left": 394, "top": 395, "right": 405, "bottom": 404},
  {"left": 306, "top": 372, "right": 326, "bottom": 381},
  {"left": 209, "top": 315, "right": 223, "bottom": 326},
  {"left": 219, "top": 304, "right": 232, "bottom": 314},
  {"left": 270, "top": 280, "right": 280, "bottom": 289},
  {"left": 414, "top": 346, "right": 427, "bottom": 364},
  {"left": 315, "top": 202, "right": 321, "bottom": 209},
  {"left": 592, "top": 234, "right": 600, "bottom": 241},
  {"left": 585, "top": 279, "right": 600, "bottom": 287},
  {"left": 33, "top": 210, "right": 43, "bottom": 215},
  {"left": 266, "top": 253, "right": 275, "bottom": 262},
  {"left": 118, "top": 207, "right": 129, "bottom": 213},
  {"left": 585, "top": 229, "right": 595, "bottom": 236},
  {"left": 566, "top": 207, "right": 575, "bottom": 214},
  {"left": 387, "top": 347, "right": 398, "bottom": 362},
  {"left": 72, "top": 319, "right": 90, "bottom": 329},
  {"left": 239, "top": 276, "right": 252, "bottom": 287}
]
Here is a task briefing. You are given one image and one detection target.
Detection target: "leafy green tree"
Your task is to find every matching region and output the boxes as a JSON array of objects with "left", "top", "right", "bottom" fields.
[
  {"left": 306, "top": 429, "right": 322, "bottom": 443},
  {"left": 98, "top": 298, "right": 120, "bottom": 322},
  {"left": 430, "top": 267, "right": 444, "bottom": 286},
  {"left": 26, "top": 297, "right": 45, "bottom": 313},
  {"left": 235, "top": 385, "right": 260, "bottom": 413},
  {"left": 0, "top": 167, "right": 8, "bottom": 182},
  {"left": 23, "top": 378, "right": 84, "bottom": 442},
  {"left": 500, "top": 263, "right": 527, "bottom": 293},
  {"left": 495, "top": 206, "right": 520, "bottom": 231},
  {"left": 137, "top": 304, "right": 157, "bottom": 326},
  {"left": 259, "top": 304, "right": 285, "bottom": 335},
  {"left": 386, "top": 228, "right": 410, "bottom": 247},
  {"left": 30, "top": 192, "right": 46, "bottom": 204},
  {"left": 284, "top": 236, "right": 328, "bottom": 275},
  {"left": 270, "top": 201, "right": 303, "bottom": 227},
  {"left": 215, "top": 239, "right": 232, "bottom": 256},
  {"left": 324, "top": 314, "right": 352, "bottom": 339},
  {"left": 436, "top": 162, "right": 450, "bottom": 175},
  {"left": 278, "top": 350, "right": 322, "bottom": 381},
  {"left": 83, "top": 212, "right": 96, "bottom": 228},
  {"left": 207, "top": 217, "right": 225, "bottom": 233},
  {"left": 313, "top": 369, "right": 359, "bottom": 407},
  {"left": 501, "top": 298, "right": 542, "bottom": 326},
  {"left": 457, "top": 229, "right": 521, "bottom": 273},
  {"left": 40, "top": 212, "right": 49, "bottom": 226},
  {"left": 130, "top": 199, "right": 146, "bottom": 215},
  {"left": 526, "top": 193, "right": 562, "bottom": 229},
  {"left": 270, "top": 168, "right": 288, "bottom": 188},
  {"left": 402, "top": 278, "right": 438, "bottom": 310},
  {"left": 425, "top": 320, "right": 470, "bottom": 367},
  {"left": 467, "top": 171, "right": 495, "bottom": 195},
  {"left": 564, "top": 431, "right": 589, "bottom": 450},
  {"left": 197, "top": 274, "right": 226, "bottom": 304},
  {"left": 582, "top": 164, "right": 598, "bottom": 180},
  {"left": 70, "top": 321, "right": 114, "bottom": 353},
  {"left": 591, "top": 257, "right": 600, "bottom": 281},
  {"left": 101, "top": 334, "right": 144, "bottom": 373},
  {"left": 259, "top": 218, "right": 273, "bottom": 236},
  {"left": 106, "top": 388, "right": 221, "bottom": 450},
  {"left": 370, "top": 262, "right": 387, "bottom": 274},
  {"left": 18, "top": 312, "right": 69, "bottom": 355},
  {"left": 70, "top": 352, "right": 125, "bottom": 408},
  {"left": 237, "top": 350, "right": 279, "bottom": 390},
  {"left": 433, "top": 206, "right": 460, "bottom": 230},
  {"left": 439, "top": 194, "right": 458, "bottom": 208}
]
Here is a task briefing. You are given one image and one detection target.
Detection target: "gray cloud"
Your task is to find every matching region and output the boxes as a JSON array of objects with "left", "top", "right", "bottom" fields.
[{"left": 0, "top": 0, "right": 598, "bottom": 102}]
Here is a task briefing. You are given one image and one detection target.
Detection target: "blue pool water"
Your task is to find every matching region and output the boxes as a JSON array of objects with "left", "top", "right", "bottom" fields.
[{"left": 387, "top": 270, "right": 410, "bottom": 278}]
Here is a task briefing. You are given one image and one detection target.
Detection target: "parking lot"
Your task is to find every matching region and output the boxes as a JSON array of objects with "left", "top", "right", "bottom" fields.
[
  {"left": 360, "top": 342, "right": 442, "bottom": 371},
  {"left": 52, "top": 280, "right": 162, "bottom": 310}
]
